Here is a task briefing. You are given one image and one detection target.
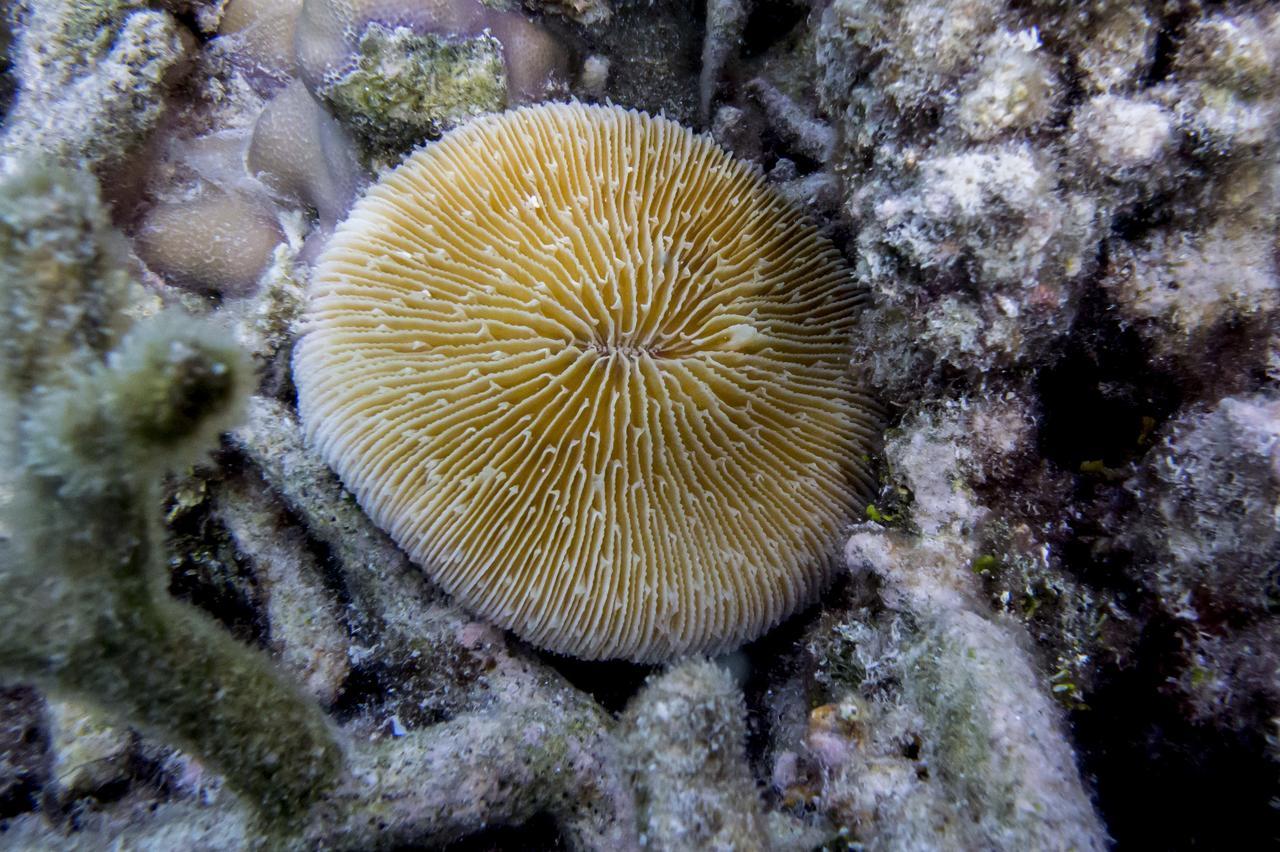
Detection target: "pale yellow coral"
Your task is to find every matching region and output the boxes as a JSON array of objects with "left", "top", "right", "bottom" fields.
[{"left": 294, "top": 103, "right": 879, "bottom": 661}]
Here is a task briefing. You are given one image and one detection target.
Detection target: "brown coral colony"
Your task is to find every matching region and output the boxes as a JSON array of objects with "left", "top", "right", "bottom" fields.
[{"left": 294, "top": 103, "right": 879, "bottom": 661}]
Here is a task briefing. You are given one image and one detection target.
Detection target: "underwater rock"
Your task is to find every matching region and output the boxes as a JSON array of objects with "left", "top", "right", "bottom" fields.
[
  {"left": 621, "top": 659, "right": 768, "bottom": 851},
  {"left": 46, "top": 699, "right": 135, "bottom": 802},
  {"left": 294, "top": 0, "right": 568, "bottom": 158},
  {"left": 134, "top": 193, "right": 285, "bottom": 297},
  {"left": 801, "top": 586, "right": 1108, "bottom": 851},
  {"left": 1125, "top": 394, "right": 1280, "bottom": 724},
  {"left": 1, "top": 0, "right": 1279, "bottom": 846},
  {"left": 317, "top": 24, "right": 507, "bottom": 157},
  {"left": 246, "top": 79, "right": 364, "bottom": 229},
  {"left": 212, "top": 472, "right": 350, "bottom": 706},
  {"left": 1, "top": 0, "right": 189, "bottom": 177},
  {"left": 957, "top": 29, "right": 1058, "bottom": 141}
]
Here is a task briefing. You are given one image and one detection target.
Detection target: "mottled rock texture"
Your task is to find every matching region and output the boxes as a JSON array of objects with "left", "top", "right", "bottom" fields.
[{"left": 1, "top": 0, "right": 1278, "bottom": 847}]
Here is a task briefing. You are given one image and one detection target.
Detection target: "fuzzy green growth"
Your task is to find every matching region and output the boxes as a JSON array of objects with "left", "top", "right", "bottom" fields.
[
  {"left": 0, "top": 162, "right": 134, "bottom": 397},
  {"left": 321, "top": 23, "right": 506, "bottom": 159},
  {"left": 971, "top": 554, "right": 1000, "bottom": 574},
  {"left": 906, "top": 628, "right": 1002, "bottom": 816},
  {"left": 53, "top": 0, "right": 135, "bottom": 52},
  {"left": 2, "top": 310, "right": 342, "bottom": 821},
  {"left": 866, "top": 503, "right": 896, "bottom": 524},
  {"left": 1078, "top": 458, "right": 1127, "bottom": 481},
  {"left": 621, "top": 660, "right": 767, "bottom": 849},
  {"left": 972, "top": 519, "right": 1115, "bottom": 708},
  {"left": 23, "top": 312, "right": 253, "bottom": 498},
  {"left": 1, "top": 475, "right": 344, "bottom": 823},
  {"left": 897, "top": 615, "right": 1101, "bottom": 844},
  {"left": 112, "top": 319, "right": 246, "bottom": 449}
]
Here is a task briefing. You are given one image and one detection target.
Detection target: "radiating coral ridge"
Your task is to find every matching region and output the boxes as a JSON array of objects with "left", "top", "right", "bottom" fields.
[{"left": 295, "top": 102, "right": 880, "bottom": 662}]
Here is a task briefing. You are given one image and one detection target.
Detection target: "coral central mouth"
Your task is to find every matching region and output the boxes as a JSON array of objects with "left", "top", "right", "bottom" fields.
[{"left": 586, "top": 339, "right": 668, "bottom": 360}]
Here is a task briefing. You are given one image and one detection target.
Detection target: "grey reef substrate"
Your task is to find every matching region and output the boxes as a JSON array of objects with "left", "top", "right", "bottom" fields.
[{"left": 0, "top": 0, "right": 1277, "bottom": 849}]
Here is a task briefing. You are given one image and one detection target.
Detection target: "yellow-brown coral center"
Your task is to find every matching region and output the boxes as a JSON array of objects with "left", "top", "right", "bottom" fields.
[{"left": 294, "top": 103, "right": 880, "bottom": 662}]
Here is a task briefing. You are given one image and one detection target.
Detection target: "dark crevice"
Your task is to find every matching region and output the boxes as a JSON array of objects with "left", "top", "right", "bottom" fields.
[
  {"left": 0, "top": 777, "right": 40, "bottom": 823},
  {"left": 231, "top": 452, "right": 358, "bottom": 620},
  {"left": 324, "top": 656, "right": 381, "bottom": 723},
  {"left": 164, "top": 468, "right": 269, "bottom": 649},
  {"left": 1073, "top": 619, "right": 1280, "bottom": 849},
  {"left": 1144, "top": 8, "right": 1190, "bottom": 88},
  {"left": 431, "top": 811, "right": 566, "bottom": 851},
  {"left": 0, "top": 11, "right": 15, "bottom": 123},
  {"left": 1109, "top": 186, "right": 1187, "bottom": 243},
  {"left": 1034, "top": 286, "right": 1183, "bottom": 472},
  {"left": 742, "top": 574, "right": 853, "bottom": 772},
  {"left": 741, "top": 0, "right": 807, "bottom": 60},
  {"left": 0, "top": 686, "right": 49, "bottom": 823},
  {"left": 758, "top": 135, "right": 823, "bottom": 177},
  {"left": 1033, "top": 271, "right": 1278, "bottom": 850},
  {"left": 534, "top": 652, "right": 655, "bottom": 716}
]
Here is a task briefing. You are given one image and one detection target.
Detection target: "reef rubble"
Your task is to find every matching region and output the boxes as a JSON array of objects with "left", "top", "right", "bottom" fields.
[{"left": 0, "top": 0, "right": 1277, "bottom": 848}]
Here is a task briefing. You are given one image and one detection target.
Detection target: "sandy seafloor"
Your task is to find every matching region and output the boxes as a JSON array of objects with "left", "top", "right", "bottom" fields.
[{"left": 0, "top": 0, "right": 1278, "bottom": 848}]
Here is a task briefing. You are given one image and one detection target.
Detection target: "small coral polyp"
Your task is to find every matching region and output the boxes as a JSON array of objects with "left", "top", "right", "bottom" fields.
[{"left": 294, "top": 103, "right": 880, "bottom": 662}]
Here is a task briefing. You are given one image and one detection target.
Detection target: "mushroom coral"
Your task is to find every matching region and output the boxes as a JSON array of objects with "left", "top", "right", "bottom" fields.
[{"left": 294, "top": 103, "right": 880, "bottom": 662}]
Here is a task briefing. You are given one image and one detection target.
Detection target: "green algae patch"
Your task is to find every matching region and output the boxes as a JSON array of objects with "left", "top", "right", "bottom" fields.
[{"left": 321, "top": 24, "right": 507, "bottom": 159}]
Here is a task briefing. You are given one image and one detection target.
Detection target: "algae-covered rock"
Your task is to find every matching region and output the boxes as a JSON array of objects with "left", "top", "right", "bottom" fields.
[
  {"left": 320, "top": 24, "right": 506, "bottom": 158},
  {"left": 293, "top": 0, "right": 567, "bottom": 162},
  {"left": 802, "top": 545, "right": 1108, "bottom": 851},
  {"left": 621, "top": 660, "right": 769, "bottom": 851},
  {"left": 1, "top": 0, "right": 188, "bottom": 175},
  {"left": 0, "top": 161, "right": 136, "bottom": 397}
]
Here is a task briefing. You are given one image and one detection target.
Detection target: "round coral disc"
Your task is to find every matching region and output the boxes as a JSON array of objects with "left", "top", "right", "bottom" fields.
[{"left": 294, "top": 102, "right": 880, "bottom": 661}]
